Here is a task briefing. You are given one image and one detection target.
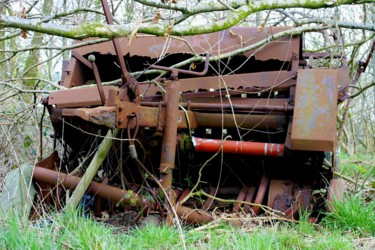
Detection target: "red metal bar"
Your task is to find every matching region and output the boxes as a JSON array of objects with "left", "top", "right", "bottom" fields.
[{"left": 192, "top": 137, "right": 284, "bottom": 157}]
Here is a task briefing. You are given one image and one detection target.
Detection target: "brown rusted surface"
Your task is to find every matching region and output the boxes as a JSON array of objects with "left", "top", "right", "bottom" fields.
[
  {"left": 159, "top": 82, "right": 180, "bottom": 191},
  {"left": 142, "top": 98, "right": 293, "bottom": 112},
  {"left": 291, "top": 69, "right": 339, "bottom": 151},
  {"left": 138, "top": 71, "right": 297, "bottom": 97},
  {"left": 35, "top": 151, "right": 58, "bottom": 205},
  {"left": 176, "top": 205, "right": 214, "bottom": 225},
  {"left": 253, "top": 176, "right": 270, "bottom": 215},
  {"left": 33, "top": 167, "right": 144, "bottom": 208},
  {"left": 243, "top": 186, "right": 256, "bottom": 213},
  {"left": 233, "top": 187, "right": 248, "bottom": 212},
  {"left": 62, "top": 106, "right": 116, "bottom": 128},
  {"left": 35, "top": 23, "right": 351, "bottom": 225},
  {"left": 202, "top": 187, "right": 216, "bottom": 211},
  {"left": 267, "top": 180, "right": 312, "bottom": 219},
  {"left": 48, "top": 86, "right": 120, "bottom": 108},
  {"left": 326, "top": 179, "right": 345, "bottom": 212},
  {"left": 268, "top": 180, "right": 294, "bottom": 212},
  {"left": 73, "top": 26, "right": 299, "bottom": 61},
  {"left": 116, "top": 103, "right": 285, "bottom": 130}
]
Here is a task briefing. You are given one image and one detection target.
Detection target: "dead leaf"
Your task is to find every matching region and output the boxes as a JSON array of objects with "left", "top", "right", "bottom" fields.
[
  {"left": 190, "top": 62, "right": 196, "bottom": 70},
  {"left": 164, "top": 20, "right": 175, "bottom": 39},
  {"left": 153, "top": 11, "right": 161, "bottom": 24},
  {"left": 128, "top": 19, "right": 142, "bottom": 46},
  {"left": 21, "top": 31, "right": 27, "bottom": 39}
]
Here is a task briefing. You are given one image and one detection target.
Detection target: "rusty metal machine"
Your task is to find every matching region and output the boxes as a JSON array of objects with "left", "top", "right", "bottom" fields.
[{"left": 31, "top": 10, "right": 351, "bottom": 224}]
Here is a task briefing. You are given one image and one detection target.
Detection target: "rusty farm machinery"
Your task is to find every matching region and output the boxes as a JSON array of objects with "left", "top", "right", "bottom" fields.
[{"left": 30, "top": 11, "right": 353, "bottom": 225}]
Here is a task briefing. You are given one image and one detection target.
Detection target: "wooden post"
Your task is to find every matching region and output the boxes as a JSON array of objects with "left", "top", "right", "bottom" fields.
[{"left": 65, "top": 129, "right": 119, "bottom": 211}]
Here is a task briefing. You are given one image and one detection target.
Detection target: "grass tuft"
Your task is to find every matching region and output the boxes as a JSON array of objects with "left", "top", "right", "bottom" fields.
[{"left": 323, "top": 193, "right": 375, "bottom": 237}]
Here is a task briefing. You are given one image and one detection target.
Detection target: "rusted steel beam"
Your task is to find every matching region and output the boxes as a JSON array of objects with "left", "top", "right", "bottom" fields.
[
  {"left": 159, "top": 82, "right": 180, "bottom": 190},
  {"left": 88, "top": 55, "right": 106, "bottom": 105},
  {"left": 192, "top": 137, "right": 284, "bottom": 157},
  {"left": 128, "top": 106, "right": 286, "bottom": 129},
  {"left": 141, "top": 99, "right": 293, "bottom": 112},
  {"left": 138, "top": 71, "right": 296, "bottom": 96},
  {"left": 48, "top": 86, "right": 120, "bottom": 108},
  {"left": 74, "top": 27, "right": 299, "bottom": 60},
  {"left": 253, "top": 176, "right": 270, "bottom": 215},
  {"left": 62, "top": 107, "right": 116, "bottom": 128},
  {"left": 33, "top": 167, "right": 144, "bottom": 208},
  {"left": 233, "top": 187, "right": 247, "bottom": 212},
  {"left": 194, "top": 113, "right": 285, "bottom": 130},
  {"left": 243, "top": 186, "right": 256, "bottom": 213},
  {"left": 100, "top": 0, "right": 131, "bottom": 85}
]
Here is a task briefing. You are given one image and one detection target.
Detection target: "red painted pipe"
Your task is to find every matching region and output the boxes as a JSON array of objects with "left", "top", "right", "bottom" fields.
[{"left": 192, "top": 137, "right": 284, "bottom": 157}]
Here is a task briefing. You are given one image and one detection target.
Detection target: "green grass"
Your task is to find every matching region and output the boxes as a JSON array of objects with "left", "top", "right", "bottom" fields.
[
  {"left": 322, "top": 194, "right": 375, "bottom": 237},
  {"left": 0, "top": 211, "right": 360, "bottom": 250},
  {"left": 0, "top": 153, "right": 374, "bottom": 249},
  {"left": 339, "top": 153, "right": 374, "bottom": 182}
]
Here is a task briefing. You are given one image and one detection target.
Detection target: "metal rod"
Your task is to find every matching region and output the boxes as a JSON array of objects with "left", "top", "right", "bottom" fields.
[
  {"left": 100, "top": 0, "right": 131, "bottom": 85},
  {"left": 159, "top": 82, "right": 180, "bottom": 190},
  {"left": 141, "top": 101, "right": 293, "bottom": 112},
  {"left": 89, "top": 55, "right": 106, "bottom": 105},
  {"left": 253, "top": 176, "right": 269, "bottom": 215}
]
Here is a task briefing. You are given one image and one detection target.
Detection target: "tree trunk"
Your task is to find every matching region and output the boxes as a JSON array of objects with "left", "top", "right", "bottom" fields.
[{"left": 23, "top": 0, "right": 53, "bottom": 88}]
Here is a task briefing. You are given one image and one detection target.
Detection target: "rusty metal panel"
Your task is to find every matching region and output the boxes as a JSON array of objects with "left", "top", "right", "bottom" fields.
[
  {"left": 48, "top": 86, "right": 120, "bottom": 108},
  {"left": 290, "top": 69, "right": 338, "bottom": 151},
  {"left": 138, "top": 71, "right": 297, "bottom": 96},
  {"left": 74, "top": 27, "right": 299, "bottom": 61}
]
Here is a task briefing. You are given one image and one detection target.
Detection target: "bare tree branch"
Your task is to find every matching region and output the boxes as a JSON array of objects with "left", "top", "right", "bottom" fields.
[{"left": 0, "top": 0, "right": 374, "bottom": 39}]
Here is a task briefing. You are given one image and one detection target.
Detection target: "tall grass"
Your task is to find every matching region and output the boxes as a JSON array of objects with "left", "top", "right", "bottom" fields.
[
  {"left": 0, "top": 210, "right": 359, "bottom": 250},
  {"left": 322, "top": 194, "right": 375, "bottom": 237}
]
